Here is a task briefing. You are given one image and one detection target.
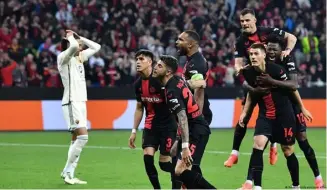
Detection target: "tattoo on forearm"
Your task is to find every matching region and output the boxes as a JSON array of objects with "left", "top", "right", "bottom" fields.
[{"left": 177, "top": 110, "right": 189, "bottom": 143}]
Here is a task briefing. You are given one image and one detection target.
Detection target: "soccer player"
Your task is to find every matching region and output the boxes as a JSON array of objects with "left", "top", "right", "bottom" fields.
[
  {"left": 239, "top": 43, "right": 300, "bottom": 189},
  {"left": 152, "top": 55, "right": 216, "bottom": 189},
  {"left": 225, "top": 8, "right": 298, "bottom": 167},
  {"left": 57, "top": 30, "right": 101, "bottom": 184},
  {"left": 128, "top": 50, "right": 178, "bottom": 189},
  {"left": 262, "top": 40, "right": 324, "bottom": 188},
  {"left": 175, "top": 30, "right": 212, "bottom": 176}
]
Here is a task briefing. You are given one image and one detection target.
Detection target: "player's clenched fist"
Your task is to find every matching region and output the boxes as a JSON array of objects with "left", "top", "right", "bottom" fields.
[{"left": 128, "top": 133, "right": 136, "bottom": 149}]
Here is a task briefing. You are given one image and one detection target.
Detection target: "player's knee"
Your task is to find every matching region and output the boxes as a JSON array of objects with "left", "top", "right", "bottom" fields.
[
  {"left": 76, "top": 134, "right": 88, "bottom": 145},
  {"left": 143, "top": 147, "right": 156, "bottom": 155},
  {"left": 75, "top": 127, "right": 88, "bottom": 136},
  {"left": 159, "top": 154, "right": 171, "bottom": 162},
  {"left": 281, "top": 145, "right": 294, "bottom": 157},
  {"left": 174, "top": 160, "right": 185, "bottom": 176},
  {"left": 253, "top": 135, "right": 268, "bottom": 150},
  {"left": 296, "top": 131, "right": 307, "bottom": 142}
]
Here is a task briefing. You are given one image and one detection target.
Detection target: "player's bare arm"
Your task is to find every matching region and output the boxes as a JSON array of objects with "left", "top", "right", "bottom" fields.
[
  {"left": 176, "top": 109, "right": 192, "bottom": 166},
  {"left": 292, "top": 90, "right": 313, "bottom": 122},
  {"left": 194, "top": 88, "right": 204, "bottom": 114},
  {"left": 234, "top": 57, "right": 244, "bottom": 75},
  {"left": 60, "top": 32, "right": 79, "bottom": 64},
  {"left": 257, "top": 73, "right": 297, "bottom": 91},
  {"left": 187, "top": 80, "right": 206, "bottom": 89},
  {"left": 239, "top": 93, "right": 252, "bottom": 127},
  {"left": 129, "top": 102, "right": 144, "bottom": 149},
  {"left": 281, "top": 32, "right": 297, "bottom": 60},
  {"left": 243, "top": 81, "right": 270, "bottom": 94}
]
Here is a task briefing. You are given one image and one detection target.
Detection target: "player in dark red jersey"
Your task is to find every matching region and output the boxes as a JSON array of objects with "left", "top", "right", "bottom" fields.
[
  {"left": 239, "top": 43, "right": 300, "bottom": 189},
  {"left": 225, "top": 8, "right": 298, "bottom": 167},
  {"left": 152, "top": 55, "right": 216, "bottom": 189},
  {"left": 174, "top": 30, "right": 212, "bottom": 179},
  {"left": 261, "top": 40, "right": 324, "bottom": 188},
  {"left": 128, "top": 50, "right": 178, "bottom": 189},
  {"left": 176, "top": 30, "right": 212, "bottom": 125}
]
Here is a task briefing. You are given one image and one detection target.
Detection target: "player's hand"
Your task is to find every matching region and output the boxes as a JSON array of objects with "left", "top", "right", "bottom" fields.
[
  {"left": 239, "top": 112, "right": 247, "bottom": 127},
  {"left": 182, "top": 148, "right": 193, "bottom": 167},
  {"left": 256, "top": 73, "right": 274, "bottom": 85},
  {"left": 281, "top": 49, "right": 291, "bottom": 61},
  {"left": 235, "top": 65, "right": 251, "bottom": 76},
  {"left": 66, "top": 30, "right": 74, "bottom": 37},
  {"left": 66, "top": 30, "right": 79, "bottom": 38},
  {"left": 301, "top": 108, "right": 313, "bottom": 123},
  {"left": 188, "top": 80, "right": 206, "bottom": 89},
  {"left": 128, "top": 133, "right": 136, "bottom": 149}
]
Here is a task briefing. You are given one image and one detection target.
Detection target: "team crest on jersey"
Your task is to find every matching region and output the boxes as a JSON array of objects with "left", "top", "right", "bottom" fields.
[{"left": 75, "top": 120, "right": 80, "bottom": 124}]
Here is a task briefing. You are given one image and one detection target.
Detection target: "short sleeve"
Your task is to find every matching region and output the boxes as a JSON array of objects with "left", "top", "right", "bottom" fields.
[
  {"left": 134, "top": 80, "right": 142, "bottom": 102},
  {"left": 166, "top": 89, "right": 185, "bottom": 115}
]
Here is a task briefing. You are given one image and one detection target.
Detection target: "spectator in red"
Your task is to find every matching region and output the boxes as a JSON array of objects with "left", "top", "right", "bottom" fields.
[{"left": 0, "top": 52, "right": 17, "bottom": 87}]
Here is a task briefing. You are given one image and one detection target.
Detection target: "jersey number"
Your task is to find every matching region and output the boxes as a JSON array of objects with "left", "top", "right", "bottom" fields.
[{"left": 182, "top": 88, "right": 199, "bottom": 113}]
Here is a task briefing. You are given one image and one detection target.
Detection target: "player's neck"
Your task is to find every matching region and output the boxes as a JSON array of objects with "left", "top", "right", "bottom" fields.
[
  {"left": 187, "top": 48, "right": 198, "bottom": 58},
  {"left": 257, "top": 62, "right": 266, "bottom": 73},
  {"left": 140, "top": 67, "right": 152, "bottom": 78},
  {"left": 161, "top": 75, "right": 173, "bottom": 86}
]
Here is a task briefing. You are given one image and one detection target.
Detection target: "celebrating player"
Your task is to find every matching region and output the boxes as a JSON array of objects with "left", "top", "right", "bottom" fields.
[
  {"left": 153, "top": 55, "right": 215, "bottom": 189},
  {"left": 57, "top": 30, "right": 101, "bottom": 184},
  {"left": 262, "top": 40, "right": 324, "bottom": 188},
  {"left": 239, "top": 43, "right": 300, "bottom": 189},
  {"left": 128, "top": 50, "right": 178, "bottom": 189},
  {"left": 225, "top": 8, "right": 298, "bottom": 168}
]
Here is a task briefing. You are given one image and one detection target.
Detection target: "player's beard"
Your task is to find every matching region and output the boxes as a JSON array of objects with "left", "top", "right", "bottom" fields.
[{"left": 177, "top": 46, "right": 188, "bottom": 56}]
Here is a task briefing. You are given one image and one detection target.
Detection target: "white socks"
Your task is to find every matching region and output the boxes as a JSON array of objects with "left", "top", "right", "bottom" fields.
[
  {"left": 231, "top": 150, "right": 239, "bottom": 156},
  {"left": 63, "top": 135, "right": 88, "bottom": 177},
  {"left": 315, "top": 174, "right": 322, "bottom": 180}
]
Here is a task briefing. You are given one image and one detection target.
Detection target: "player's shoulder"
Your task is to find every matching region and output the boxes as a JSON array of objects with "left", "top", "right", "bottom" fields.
[
  {"left": 133, "top": 76, "right": 142, "bottom": 87},
  {"left": 267, "top": 62, "right": 285, "bottom": 74}
]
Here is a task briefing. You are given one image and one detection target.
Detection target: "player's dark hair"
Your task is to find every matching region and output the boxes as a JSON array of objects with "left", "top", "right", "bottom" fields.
[
  {"left": 184, "top": 30, "right": 200, "bottom": 44},
  {"left": 250, "top": 43, "right": 266, "bottom": 53},
  {"left": 160, "top": 55, "right": 178, "bottom": 74},
  {"left": 267, "top": 37, "right": 285, "bottom": 49},
  {"left": 135, "top": 49, "right": 155, "bottom": 65},
  {"left": 240, "top": 8, "right": 255, "bottom": 17},
  {"left": 61, "top": 38, "right": 69, "bottom": 51}
]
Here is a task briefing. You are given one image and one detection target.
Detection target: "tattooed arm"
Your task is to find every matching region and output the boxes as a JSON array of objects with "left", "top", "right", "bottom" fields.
[{"left": 176, "top": 110, "right": 189, "bottom": 144}]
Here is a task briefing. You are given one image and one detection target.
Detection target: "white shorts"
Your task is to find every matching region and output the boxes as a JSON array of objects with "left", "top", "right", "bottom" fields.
[{"left": 62, "top": 101, "right": 87, "bottom": 131}]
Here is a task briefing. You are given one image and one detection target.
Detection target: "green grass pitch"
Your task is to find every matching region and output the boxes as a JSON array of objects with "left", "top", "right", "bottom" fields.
[{"left": 0, "top": 129, "right": 325, "bottom": 189}]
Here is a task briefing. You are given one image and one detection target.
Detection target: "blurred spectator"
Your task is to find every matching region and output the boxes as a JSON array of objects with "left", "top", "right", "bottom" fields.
[{"left": 0, "top": 0, "right": 325, "bottom": 88}]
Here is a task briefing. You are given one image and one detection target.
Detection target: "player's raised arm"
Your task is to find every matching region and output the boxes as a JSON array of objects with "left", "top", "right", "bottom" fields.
[
  {"left": 59, "top": 32, "right": 79, "bottom": 65},
  {"left": 281, "top": 31, "right": 297, "bottom": 59}
]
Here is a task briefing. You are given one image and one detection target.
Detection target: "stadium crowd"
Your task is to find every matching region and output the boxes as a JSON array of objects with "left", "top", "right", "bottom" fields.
[{"left": 0, "top": 0, "right": 325, "bottom": 88}]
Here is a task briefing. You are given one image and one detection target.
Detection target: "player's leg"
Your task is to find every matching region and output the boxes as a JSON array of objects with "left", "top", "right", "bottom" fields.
[
  {"left": 269, "top": 140, "right": 278, "bottom": 165},
  {"left": 142, "top": 129, "right": 161, "bottom": 189},
  {"left": 295, "top": 113, "right": 324, "bottom": 188},
  {"left": 224, "top": 100, "right": 255, "bottom": 168},
  {"left": 175, "top": 134, "right": 215, "bottom": 189},
  {"left": 62, "top": 102, "right": 88, "bottom": 185},
  {"left": 239, "top": 117, "right": 271, "bottom": 190},
  {"left": 62, "top": 102, "right": 88, "bottom": 184},
  {"left": 281, "top": 145, "right": 300, "bottom": 188},
  {"left": 158, "top": 130, "right": 177, "bottom": 188}
]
